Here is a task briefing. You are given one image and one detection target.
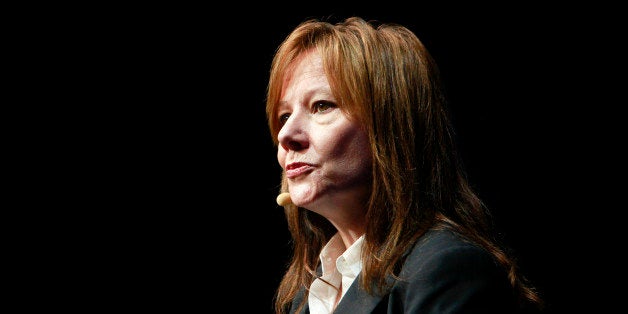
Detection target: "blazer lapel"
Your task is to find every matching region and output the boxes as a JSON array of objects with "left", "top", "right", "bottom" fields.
[
  {"left": 291, "top": 270, "right": 388, "bottom": 313},
  {"left": 332, "top": 274, "right": 385, "bottom": 313}
]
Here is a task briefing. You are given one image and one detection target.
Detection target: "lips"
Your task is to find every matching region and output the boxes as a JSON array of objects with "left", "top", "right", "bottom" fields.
[{"left": 285, "top": 162, "right": 313, "bottom": 178}]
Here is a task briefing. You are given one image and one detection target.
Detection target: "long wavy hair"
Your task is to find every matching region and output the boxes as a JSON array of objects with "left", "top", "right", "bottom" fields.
[{"left": 266, "top": 16, "right": 542, "bottom": 314}]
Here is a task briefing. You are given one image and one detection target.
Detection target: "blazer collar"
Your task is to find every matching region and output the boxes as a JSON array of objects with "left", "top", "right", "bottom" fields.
[
  {"left": 332, "top": 276, "right": 384, "bottom": 313},
  {"left": 296, "top": 273, "right": 386, "bottom": 314}
]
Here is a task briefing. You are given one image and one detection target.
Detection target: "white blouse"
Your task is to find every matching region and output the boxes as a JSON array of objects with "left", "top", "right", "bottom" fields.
[{"left": 308, "top": 234, "right": 365, "bottom": 314}]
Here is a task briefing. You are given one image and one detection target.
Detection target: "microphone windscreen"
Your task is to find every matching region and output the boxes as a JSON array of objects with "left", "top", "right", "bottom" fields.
[{"left": 276, "top": 192, "right": 292, "bottom": 206}]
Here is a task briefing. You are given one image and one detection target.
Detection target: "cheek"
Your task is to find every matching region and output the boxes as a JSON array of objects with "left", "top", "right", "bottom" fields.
[
  {"left": 277, "top": 148, "right": 287, "bottom": 169},
  {"left": 326, "top": 127, "right": 372, "bottom": 170},
  {"left": 345, "top": 136, "right": 372, "bottom": 172}
]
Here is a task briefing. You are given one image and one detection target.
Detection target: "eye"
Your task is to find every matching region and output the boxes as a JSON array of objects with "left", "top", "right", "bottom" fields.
[
  {"left": 278, "top": 113, "right": 290, "bottom": 126},
  {"left": 313, "top": 101, "right": 336, "bottom": 113}
]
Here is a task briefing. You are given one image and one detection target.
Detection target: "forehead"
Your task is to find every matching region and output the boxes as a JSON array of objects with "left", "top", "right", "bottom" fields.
[
  {"left": 279, "top": 51, "right": 330, "bottom": 106},
  {"left": 282, "top": 50, "right": 324, "bottom": 89}
]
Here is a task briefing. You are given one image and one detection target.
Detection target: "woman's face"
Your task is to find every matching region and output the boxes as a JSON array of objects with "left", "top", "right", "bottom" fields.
[{"left": 276, "top": 50, "right": 372, "bottom": 215}]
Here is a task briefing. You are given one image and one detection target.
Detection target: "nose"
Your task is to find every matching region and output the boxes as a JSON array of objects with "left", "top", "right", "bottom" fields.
[{"left": 277, "top": 113, "right": 309, "bottom": 152}]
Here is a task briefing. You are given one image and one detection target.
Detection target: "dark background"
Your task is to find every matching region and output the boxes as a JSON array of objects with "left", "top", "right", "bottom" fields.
[{"left": 65, "top": 3, "right": 617, "bottom": 313}]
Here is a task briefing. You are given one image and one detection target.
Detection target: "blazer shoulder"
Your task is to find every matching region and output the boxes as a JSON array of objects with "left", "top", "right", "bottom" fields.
[
  {"left": 401, "top": 228, "right": 505, "bottom": 281},
  {"left": 391, "top": 228, "right": 518, "bottom": 313}
]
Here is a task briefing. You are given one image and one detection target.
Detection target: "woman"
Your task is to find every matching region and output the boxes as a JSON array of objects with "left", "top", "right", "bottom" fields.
[{"left": 266, "top": 16, "right": 543, "bottom": 314}]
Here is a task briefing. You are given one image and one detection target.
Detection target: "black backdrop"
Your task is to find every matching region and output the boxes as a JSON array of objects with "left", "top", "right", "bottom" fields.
[{"left": 87, "top": 3, "right": 615, "bottom": 313}]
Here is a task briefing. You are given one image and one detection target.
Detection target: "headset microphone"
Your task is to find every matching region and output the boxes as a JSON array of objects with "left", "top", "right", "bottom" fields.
[{"left": 276, "top": 192, "right": 293, "bottom": 206}]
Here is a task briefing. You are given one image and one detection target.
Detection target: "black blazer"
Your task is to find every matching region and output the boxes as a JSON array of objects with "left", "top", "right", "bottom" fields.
[{"left": 290, "top": 228, "right": 523, "bottom": 313}]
